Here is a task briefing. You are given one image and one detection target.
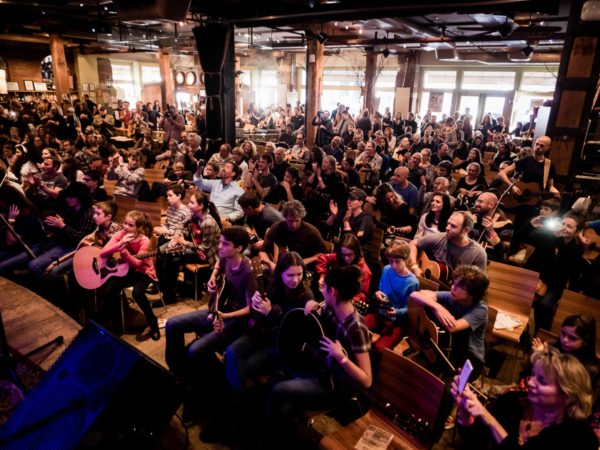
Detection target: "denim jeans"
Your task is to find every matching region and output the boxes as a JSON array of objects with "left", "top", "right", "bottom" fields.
[
  {"left": 224, "top": 333, "right": 278, "bottom": 391},
  {"left": 165, "top": 309, "right": 245, "bottom": 382}
]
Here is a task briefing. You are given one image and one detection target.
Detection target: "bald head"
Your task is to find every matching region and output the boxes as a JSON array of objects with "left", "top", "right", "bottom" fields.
[{"left": 475, "top": 192, "right": 498, "bottom": 214}]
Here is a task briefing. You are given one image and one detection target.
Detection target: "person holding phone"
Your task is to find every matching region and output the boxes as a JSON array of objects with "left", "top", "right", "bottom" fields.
[
  {"left": 409, "top": 264, "right": 489, "bottom": 381},
  {"left": 451, "top": 346, "right": 598, "bottom": 449}
]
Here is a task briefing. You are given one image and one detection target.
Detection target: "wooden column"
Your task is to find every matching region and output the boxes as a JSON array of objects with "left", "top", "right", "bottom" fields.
[
  {"left": 305, "top": 34, "right": 324, "bottom": 146},
  {"left": 276, "top": 52, "right": 293, "bottom": 108},
  {"left": 49, "top": 34, "right": 70, "bottom": 103},
  {"left": 547, "top": 0, "right": 600, "bottom": 180},
  {"left": 158, "top": 49, "right": 175, "bottom": 110},
  {"left": 364, "top": 50, "right": 376, "bottom": 113}
]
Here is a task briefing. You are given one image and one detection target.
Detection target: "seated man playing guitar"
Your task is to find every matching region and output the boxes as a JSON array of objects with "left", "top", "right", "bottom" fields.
[
  {"left": 409, "top": 264, "right": 489, "bottom": 381},
  {"left": 267, "top": 265, "right": 372, "bottom": 443},
  {"left": 164, "top": 226, "right": 256, "bottom": 426},
  {"left": 409, "top": 211, "right": 487, "bottom": 284}
]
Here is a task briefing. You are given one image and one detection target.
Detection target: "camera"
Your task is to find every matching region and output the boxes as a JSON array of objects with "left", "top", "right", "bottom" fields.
[
  {"left": 165, "top": 112, "right": 172, "bottom": 119},
  {"left": 249, "top": 234, "right": 259, "bottom": 244}
]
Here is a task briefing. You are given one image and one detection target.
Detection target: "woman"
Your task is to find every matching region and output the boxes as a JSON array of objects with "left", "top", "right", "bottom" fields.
[
  {"left": 454, "top": 148, "right": 485, "bottom": 176},
  {"left": 100, "top": 210, "right": 160, "bottom": 340},
  {"left": 479, "top": 114, "right": 494, "bottom": 143},
  {"left": 268, "top": 265, "right": 372, "bottom": 426},
  {"left": 452, "top": 346, "right": 598, "bottom": 449},
  {"left": 157, "top": 190, "right": 220, "bottom": 305},
  {"left": 415, "top": 191, "right": 452, "bottom": 238},
  {"left": 384, "top": 126, "right": 397, "bottom": 151},
  {"left": 453, "top": 139, "right": 471, "bottom": 162},
  {"left": 455, "top": 162, "right": 488, "bottom": 210},
  {"left": 316, "top": 234, "right": 371, "bottom": 309},
  {"left": 491, "top": 142, "right": 515, "bottom": 172},
  {"left": 225, "top": 251, "right": 314, "bottom": 392}
]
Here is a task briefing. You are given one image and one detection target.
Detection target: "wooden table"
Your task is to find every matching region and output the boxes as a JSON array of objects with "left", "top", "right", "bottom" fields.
[{"left": 0, "top": 277, "right": 81, "bottom": 371}]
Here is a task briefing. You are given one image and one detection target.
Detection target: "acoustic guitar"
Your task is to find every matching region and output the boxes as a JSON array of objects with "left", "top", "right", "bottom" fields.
[
  {"left": 247, "top": 256, "right": 269, "bottom": 337},
  {"left": 417, "top": 252, "right": 451, "bottom": 289},
  {"left": 582, "top": 227, "right": 600, "bottom": 261},
  {"left": 73, "top": 244, "right": 184, "bottom": 290},
  {"left": 277, "top": 308, "right": 335, "bottom": 391},
  {"left": 501, "top": 181, "right": 558, "bottom": 209}
]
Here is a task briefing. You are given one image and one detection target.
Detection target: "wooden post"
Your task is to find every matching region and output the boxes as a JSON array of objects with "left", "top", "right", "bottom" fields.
[
  {"left": 49, "top": 34, "right": 70, "bottom": 104},
  {"left": 158, "top": 49, "right": 175, "bottom": 110},
  {"left": 276, "top": 52, "right": 293, "bottom": 109},
  {"left": 364, "top": 50, "right": 376, "bottom": 113},
  {"left": 305, "top": 34, "right": 324, "bottom": 146}
]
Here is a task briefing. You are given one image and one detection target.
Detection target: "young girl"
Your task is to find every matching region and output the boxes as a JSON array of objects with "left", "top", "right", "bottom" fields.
[
  {"left": 100, "top": 210, "right": 160, "bottom": 340},
  {"left": 316, "top": 234, "right": 371, "bottom": 309}
]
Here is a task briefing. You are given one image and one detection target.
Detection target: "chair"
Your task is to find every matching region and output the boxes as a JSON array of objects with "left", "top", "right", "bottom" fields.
[
  {"left": 183, "top": 263, "right": 211, "bottom": 302},
  {"left": 363, "top": 227, "right": 385, "bottom": 267},
  {"left": 103, "top": 178, "right": 117, "bottom": 197},
  {"left": 144, "top": 167, "right": 167, "bottom": 188},
  {"left": 154, "top": 160, "right": 169, "bottom": 170},
  {"left": 113, "top": 195, "right": 136, "bottom": 224},
  {"left": 320, "top": 349, "right": 445, "bottom": 450}
]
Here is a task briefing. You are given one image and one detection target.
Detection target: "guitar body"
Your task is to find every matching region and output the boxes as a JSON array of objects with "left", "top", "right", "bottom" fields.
[
  {"left": 582, "top": 227, "right": 600, "bottom": 261},
  {"left": 73, "top": 246, "right": 129, "bottom": 290},
  {"left": 502, "top": 181, "right": 555, "bottom": 209},
  {"left": 277, "top": 308, "right": 334, "bottom": 391},
  {"left": 248, "top": 257, "right": 269, "bottom": 337},
  {"left": 207, "top": 272, "right": 226, "bottom": 315},
  {"left": 418, "top": 252, "right": 451, "bottom": 286},
  {"left": 406, "top": 301, "right": 440, "bottom": 365}
]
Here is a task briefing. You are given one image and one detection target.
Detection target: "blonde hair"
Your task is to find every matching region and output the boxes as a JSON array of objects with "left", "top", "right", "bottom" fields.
[{"left": 531, "top": 346, "right": 593, "bottom": 420}]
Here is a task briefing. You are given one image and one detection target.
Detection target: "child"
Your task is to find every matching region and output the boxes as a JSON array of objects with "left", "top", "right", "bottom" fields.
[
  {"left": 153, "top": 183, "right": 191, "bottom": 248},
  {"left": 365, "top": 240, "right": 419, "bottom": 352},
  {"left": 100, "top": 210, "right": 160, "bottom": 340}
]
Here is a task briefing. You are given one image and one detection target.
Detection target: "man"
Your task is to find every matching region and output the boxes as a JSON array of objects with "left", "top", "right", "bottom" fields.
[
  {"left": 356, "top": 110, "right": 372, "bottom": 140},
  {"left": 245, "top": 153, "right": 279, "bottom": 204},
  {"left": 470, "top": 192, "right": 513, "bottom": 262},
  {"left": 498, "top": 135, "right": 559, "bottom": 234},
  {"left": 326, "top": 187, "right": 374, "bottom": 247},
  {"left": 105, "top": 151, "right": 145, "bottom": 199},
  {"left": 431, "top": 142, "right": 452, "bottom": 166},
  {"left": 238, "top": 191, "right": 283, "bottom": 252},
  {"left": 159, "top": 105, "right": 186, "bottom": 143},
  {"left": 271, "top": 147, "right": 290, "bottom": 181},
  {"left": 311, "top": 110, "right": 333, "bottom": 147},
  {"left": 409, "top": 211, "right": 488, "bottom": 279},
  {"left": 83, "top": 169, "right": 108, "bottom": 202},
  {"left": 165, "top": 226, "right": 256, "bottom": 425},
  {"left": 355, "top": 140, "right": 383, "bottom": 172},
  {"left": 409, "top": 265, "right": 488, "bottom": 380},
  {"left": 288, "top": 133, "right": 309, "bottom": 161},
  {"left": 336, "top": 109, "right": 353, "bottom": 137},
  {"left": 260, "top": 200, "right": 328, "bottom": 272},
  {"left": 389, "top": 166, "right": 419, "bottom": 214},
  {"left": 134, "top": 128, "right": 160, "bottom": 168},
  {"left": 207, "top": 143, "right": 233, "bottom": 169},
  {"left": 323, "top": 135, "right": 345, "bottom": 163},
  {"left": 290, "top": 107, "right": 305, "bottom": 132},
  {"left": 24, "top": 157, "right": 68, "bottom": 212},
  {"left": 92, "top": 105, "right": 115, "bottom": 139},
  {"left": 194, "top": 160, "right": 244, "bottom": 225}
]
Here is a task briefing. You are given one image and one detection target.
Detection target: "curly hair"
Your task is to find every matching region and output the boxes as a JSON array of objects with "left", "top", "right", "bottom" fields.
[{"left": 452, "top": 265, "right": 489, "bottom": 302}]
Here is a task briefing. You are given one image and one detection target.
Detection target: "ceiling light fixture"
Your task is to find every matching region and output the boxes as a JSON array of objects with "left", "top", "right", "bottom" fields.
[{"left": 521, "top": 45, "right": 534, "bottom": 57}]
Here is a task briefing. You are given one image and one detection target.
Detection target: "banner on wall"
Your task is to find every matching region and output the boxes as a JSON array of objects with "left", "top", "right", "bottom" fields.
[
  {"left": 428, "top": 91, "right": 444, "bottom": 112},
  {"left": 0, "top": 70, "right": 7, "bottom": 95}
]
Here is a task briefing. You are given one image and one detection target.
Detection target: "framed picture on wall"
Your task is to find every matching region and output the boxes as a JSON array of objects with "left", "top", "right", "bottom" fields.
[
  {"left": 33, "top": 82, "right": 47, "bottom": 91},
  {"left": 89, "top": 84, "right": 95, "bottom": 91},
  {"left": 6, "top": 81, "right": 19, "bottom": 91},
  {"left": 24, "top": 80, "right": 34, "bottom": 91},
  {"left": 82, "top": 83, "right": 89, "bottom": 91}
]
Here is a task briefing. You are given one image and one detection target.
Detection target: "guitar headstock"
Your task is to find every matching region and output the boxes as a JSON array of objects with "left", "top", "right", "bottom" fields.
[{"left": 250, "top": 256, "right": 264, "bottom": 278}]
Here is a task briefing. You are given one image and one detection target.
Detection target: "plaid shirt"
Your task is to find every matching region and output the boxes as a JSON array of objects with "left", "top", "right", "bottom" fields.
[
  {"left": 186, "top": 213, "right": 220, "bottom": 265},
  {"left": 322, "top": 306, "right": 371, "bottom": 359}
]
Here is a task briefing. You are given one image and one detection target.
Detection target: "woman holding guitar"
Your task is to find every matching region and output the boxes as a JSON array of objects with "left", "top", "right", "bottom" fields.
[
  {"left": 268, "top": 265, "right": 372, "bottom": 430},
  {"left": 99, "top": 210, "right": 160, "bottom": 341}
]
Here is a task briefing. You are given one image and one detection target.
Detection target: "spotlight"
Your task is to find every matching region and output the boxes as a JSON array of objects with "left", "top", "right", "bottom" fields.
[
  {"left": 497, "top": 22, "right": 514, "bottom": 38},
  {"left": 521, "top": 45, "right": 534, "bottom": 57},
  {"left": 382, "top": 49, "right": 390, "bottom": 58}
]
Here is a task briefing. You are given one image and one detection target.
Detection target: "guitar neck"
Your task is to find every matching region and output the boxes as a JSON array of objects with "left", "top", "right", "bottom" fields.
[{"left": 133, "top": 250, "right": 157, "bottom": 260}]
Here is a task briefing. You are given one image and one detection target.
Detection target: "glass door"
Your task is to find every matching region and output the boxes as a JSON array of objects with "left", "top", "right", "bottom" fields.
[
  {"left": 482, "top": 96, "right": 506, "bottom": 122},
  {"left": 458, "top": 95, "right": 479, "bottom": 122}
]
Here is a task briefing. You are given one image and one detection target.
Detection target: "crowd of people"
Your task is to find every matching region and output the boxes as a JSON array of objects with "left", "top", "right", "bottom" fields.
[{"left": 1, "top": 96, "right": 600, "bottom": 448}]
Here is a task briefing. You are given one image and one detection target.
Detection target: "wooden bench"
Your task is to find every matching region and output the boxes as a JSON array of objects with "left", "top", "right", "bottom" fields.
[
  {"left": 486, "top": 261, "right": 539, "bottom": 343},
  {"left": 320, "top": 349, "right": 445, "bottom": 450}
]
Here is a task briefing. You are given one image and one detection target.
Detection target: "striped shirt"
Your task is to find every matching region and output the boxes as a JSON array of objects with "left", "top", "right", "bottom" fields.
[{"left": 165, "top": 203, "right": 192, "bottom": 237}]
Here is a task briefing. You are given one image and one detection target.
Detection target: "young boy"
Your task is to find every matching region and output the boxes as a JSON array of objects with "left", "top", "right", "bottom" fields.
[
  {"left": 409, "top": 264, "right": 488, "bottom": 380},
  {"left": 90, "top": 200, "right": 121, "bottom": 246},
  {"left": 153, "top": 184, "right": 191, "bottom": 248},
  {"left": 164, "top": 226, "right": 256, "bottom": 426},
  {"left": 365, "top": 240, "right": 419, "bottom": 352}
]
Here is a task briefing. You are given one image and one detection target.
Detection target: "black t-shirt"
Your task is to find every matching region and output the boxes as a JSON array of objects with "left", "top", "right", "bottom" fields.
[{"left": 514, "top": 156, "right": 555, "bottom": 190}]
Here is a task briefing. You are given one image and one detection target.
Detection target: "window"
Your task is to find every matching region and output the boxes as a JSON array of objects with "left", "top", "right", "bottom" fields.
[
  {"left": 462, "top": 71, "right": 515, "bottom": 91},
  {"left": 111, "top": 62, "right": 136, "bottom": 104},
  {"left": 423, "top": 71, "right": 457, "bottom": 90},
  {"left": 256, "top": 70, "right": 278, "bottom": 108},
  {"left": 520, "top": 71, "right": 557, "bottom": 92},
  {"left": 419, "top": 91, "right": 453, "bottom": 118},
  {"left": 141, "top": 65, "right": 161, "bottom": 84}
]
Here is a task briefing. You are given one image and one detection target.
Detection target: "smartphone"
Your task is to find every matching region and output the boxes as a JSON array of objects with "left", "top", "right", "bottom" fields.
[{"left": 457, "top": 359, "right": 473, "bottom": 394}]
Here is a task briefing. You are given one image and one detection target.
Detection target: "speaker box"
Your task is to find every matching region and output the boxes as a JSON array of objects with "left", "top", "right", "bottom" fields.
[
  {"left": 116, "top": 0, "right": 191, "bottom": 21},
  {"left": 0, "top": 322, "right": 185, "bottom": 450}
]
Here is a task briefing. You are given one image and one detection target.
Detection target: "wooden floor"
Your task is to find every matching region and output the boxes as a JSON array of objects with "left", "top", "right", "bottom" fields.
[{"left": 1, "top": 277, "right": 524, "bottom": 449}]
